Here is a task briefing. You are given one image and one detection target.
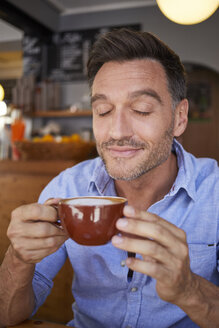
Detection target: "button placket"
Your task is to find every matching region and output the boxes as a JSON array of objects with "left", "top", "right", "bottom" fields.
[
  {"left": 120, "top": 260, "right": 126, "bottom": 267},
  {"left": 121, "top": 269, "right": 148, "bottom": 328}
]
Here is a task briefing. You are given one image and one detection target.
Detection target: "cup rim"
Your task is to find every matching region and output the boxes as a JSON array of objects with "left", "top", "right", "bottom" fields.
[{"left": 59, "top": 196, "right": 127, "bottom": 206}]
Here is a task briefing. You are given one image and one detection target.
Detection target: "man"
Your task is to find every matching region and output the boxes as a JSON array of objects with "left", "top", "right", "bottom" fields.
[{"left": 0, "top": 29, "right": 218, "bottom": 328}]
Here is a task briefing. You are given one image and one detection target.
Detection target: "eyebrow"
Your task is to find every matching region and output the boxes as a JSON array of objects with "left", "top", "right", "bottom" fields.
[
  {"left": 91, "top": 94, "right": 107, "bottom": 105},
  {"left": 91, "top": 88, "right": 163, "bottom": 105},
  {"left": 129, "top": 89, "right": 163, "bottom": 104}
]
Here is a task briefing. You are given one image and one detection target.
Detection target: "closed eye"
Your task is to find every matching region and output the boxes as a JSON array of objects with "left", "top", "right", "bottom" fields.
[
  {"left": 133, "top": 109, "right": 151, "bottom": 116},
  {"left": 98, "top": 110, "right": 112, "bottom": 117},
  {"left": 93, "top": 104, "right": 113, "bottom": 117}
]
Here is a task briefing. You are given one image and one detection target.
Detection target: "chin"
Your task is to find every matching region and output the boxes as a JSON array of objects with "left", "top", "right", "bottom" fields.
[{"left": 102, "top": 155, "right": 149, "bottom": 181}]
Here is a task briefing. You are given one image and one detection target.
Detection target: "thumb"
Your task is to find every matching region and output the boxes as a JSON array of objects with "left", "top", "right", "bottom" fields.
[{"left": 44, "top": 197, "right": 62, "bottom": 206}]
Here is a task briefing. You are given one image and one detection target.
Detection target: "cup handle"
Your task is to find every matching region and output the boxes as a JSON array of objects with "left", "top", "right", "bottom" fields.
[
  {"left": 47, "top": 202, "right": 63, "bottom": 230},
  {"left": 44, "top": 198, "right": 63, "bottom": 229}
]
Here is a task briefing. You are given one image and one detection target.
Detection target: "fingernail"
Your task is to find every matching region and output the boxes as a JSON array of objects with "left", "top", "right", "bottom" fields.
[
  {"left": 126, "top": 257, "right": 133, "bottom": 265},
  {"left": 117, "top": 218, "right": 128, "bottom": 227},
  {"left": 124, "top": 205, "right": 135, "bottom": 216},
  {"left": 112, "top": 235, "right": 123, "bottom": 244}
]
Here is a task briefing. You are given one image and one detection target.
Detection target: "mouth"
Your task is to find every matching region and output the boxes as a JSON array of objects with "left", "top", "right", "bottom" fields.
[{"left": 106, "top": 146, "right": 143, "bottom": 158}]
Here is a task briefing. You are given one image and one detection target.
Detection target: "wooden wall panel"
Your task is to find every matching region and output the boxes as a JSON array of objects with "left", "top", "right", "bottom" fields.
[{"left": 182, "top": 67, "right": 219, "bottom": 163}]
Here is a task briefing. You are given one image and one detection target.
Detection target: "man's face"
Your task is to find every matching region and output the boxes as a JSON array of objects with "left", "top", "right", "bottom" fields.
[{"left": 91, "top": 59, "right": 178, "bottom": 181}]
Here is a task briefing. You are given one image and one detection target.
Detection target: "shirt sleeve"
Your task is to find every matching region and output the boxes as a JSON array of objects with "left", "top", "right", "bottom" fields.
[
  {"left": 217, "top": 243, "right": 219, "bottom": 273},
  {"left": 38, "top": 170, "right": 68, "bottom": 204},
  {"left": 31, "top": 242, "right": 68, "bottom": 316}
]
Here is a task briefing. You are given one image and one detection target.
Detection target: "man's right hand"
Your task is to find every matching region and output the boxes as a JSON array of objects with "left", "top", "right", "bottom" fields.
[{"left": 7, "top": 198, "right": 68, "bottom": 264}]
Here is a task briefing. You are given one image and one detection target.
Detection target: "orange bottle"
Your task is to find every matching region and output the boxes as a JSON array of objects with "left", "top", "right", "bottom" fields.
[
  {"left": 11, "top": 118, "right": 25, "bottom": 142},
  {"left": 11, "top": 109, "right": 25, "bottom": 160}
]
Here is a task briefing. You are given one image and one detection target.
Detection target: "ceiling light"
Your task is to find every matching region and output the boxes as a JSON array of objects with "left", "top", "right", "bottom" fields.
[
  {"left": 156, "top": 0, "right": 219, "bottom": 25},
  {"left": 0, "top": 101, "right": 7, "bottom": 116},
  {"left": 0, "top": 84, "right": 5, "bottom": 101}
]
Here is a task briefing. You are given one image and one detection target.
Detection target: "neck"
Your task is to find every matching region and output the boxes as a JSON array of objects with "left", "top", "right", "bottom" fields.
[{"left": 115, "top": 152, "right": 178, "bottom": 211}]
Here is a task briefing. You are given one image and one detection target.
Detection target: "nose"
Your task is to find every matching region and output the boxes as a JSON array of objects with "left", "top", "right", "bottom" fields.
[{"left": 109, "top": 108, "right": 132, "bottom": 140}]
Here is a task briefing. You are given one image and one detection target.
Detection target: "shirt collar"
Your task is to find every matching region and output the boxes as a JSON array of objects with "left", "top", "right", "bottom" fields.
[
  {"left": 169, "top": 139, "right": 197, "bottom": 201},
  {"left": 88, "top": 157, "right": 113, "bottom": 195},
  {"left": 88, "top": 139, "right": 197, "bottom": 201}
]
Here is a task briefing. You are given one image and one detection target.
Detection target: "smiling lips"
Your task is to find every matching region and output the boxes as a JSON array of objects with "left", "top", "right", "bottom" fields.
[{"left": 106, "top": 146, "right": 143, "bottom": 158}]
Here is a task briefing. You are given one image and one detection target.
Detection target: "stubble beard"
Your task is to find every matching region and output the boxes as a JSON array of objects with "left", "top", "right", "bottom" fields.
[{"left": 96, "top": 123, "right": 175, "bottom": 181}]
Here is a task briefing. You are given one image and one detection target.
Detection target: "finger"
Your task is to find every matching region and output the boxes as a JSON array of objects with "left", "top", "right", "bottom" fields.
[
  {"left": 12, "top": 243, "right": 65, "bottom": 264},
  {"left": 123, "top": 205, "right": 187, "bottom": 242},
  {"left": 13, "top": 235, "right": 68, "bottom": 252},
  {"left": 12, "top": 203, "right": 58, "bottom": 224},
  {"left": 44, "top": 199, "right": 62, "bottom": 221},
  {"left": 125, "top": 257, "right": 171, "bottom": 283},
  {"left": 44, "top": 198, "right": 62, "bottom": 206},
  {"left": 45, "top": 199, "right": 64, "bottom": 228},
  {"left": 112, "top": 235, "right": 175, "bottom": 266},
  {"left": 12, "top": 221, "right": 67, "bottom": 239},
  {"left": 115, "top": 217, "right": 186, "bottom": 257}
]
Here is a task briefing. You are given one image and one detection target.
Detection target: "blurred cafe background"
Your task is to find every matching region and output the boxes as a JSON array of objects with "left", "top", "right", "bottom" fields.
[{"left": 0, "top": 0, "right": 218, "bottom": 324}]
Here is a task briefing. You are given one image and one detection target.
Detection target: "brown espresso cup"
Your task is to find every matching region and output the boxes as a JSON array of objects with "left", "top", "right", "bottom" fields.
[{"left": 58, "top": 196, "right": 127, "bottom": 246}]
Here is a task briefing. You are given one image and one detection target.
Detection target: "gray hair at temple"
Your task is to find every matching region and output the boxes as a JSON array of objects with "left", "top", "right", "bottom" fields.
[{"left": 87, "top": 28, "right": 187, "bottom": 108}]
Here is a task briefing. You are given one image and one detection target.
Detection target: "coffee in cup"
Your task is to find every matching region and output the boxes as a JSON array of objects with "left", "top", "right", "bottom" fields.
[{"left": 58, "top": 196, "right": 127, "bottom": 246}]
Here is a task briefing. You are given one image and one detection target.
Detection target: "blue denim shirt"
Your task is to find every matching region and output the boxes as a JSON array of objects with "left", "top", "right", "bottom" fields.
[{"left": 33, "top": 140, "right": 219, "bottom": 328}]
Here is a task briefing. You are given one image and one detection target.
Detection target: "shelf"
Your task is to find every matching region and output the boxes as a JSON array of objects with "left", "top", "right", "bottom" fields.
[{"left": 27, "top": 110, "right": 92, "bottom": 118}]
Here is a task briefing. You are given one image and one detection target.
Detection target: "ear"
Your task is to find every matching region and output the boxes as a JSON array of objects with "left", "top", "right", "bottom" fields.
[{"left": 173, "top": 99, "right": 189, "bottom": 137}]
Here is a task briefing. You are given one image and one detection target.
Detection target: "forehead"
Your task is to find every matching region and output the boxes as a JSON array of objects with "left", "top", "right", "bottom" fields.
[{"left": 92, "top": 59, "right": 169, "bottom": 95}]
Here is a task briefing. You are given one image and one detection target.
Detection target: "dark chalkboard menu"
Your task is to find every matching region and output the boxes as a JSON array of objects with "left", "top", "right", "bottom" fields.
[
  {"left": 23, "top": 24, "right": 140, "bottom": 82},
  {"left": 22, "top": 35, "right": 45, "bottom": 80},
  {"left": 47, "top": 24, "right": 141, "bottom": 82}
]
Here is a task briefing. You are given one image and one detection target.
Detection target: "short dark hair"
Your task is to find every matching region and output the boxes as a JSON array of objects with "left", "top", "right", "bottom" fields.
[{"left": 87, "top": 28, "right": 186, "bottom": 106}]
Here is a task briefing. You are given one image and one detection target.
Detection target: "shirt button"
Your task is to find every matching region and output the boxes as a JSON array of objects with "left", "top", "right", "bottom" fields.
[
  {"left": 131, "top": 287, "right": 138, "bottom": 292},
  {"left": 120, "top": 260, "right": 126, "bottom": 267}
]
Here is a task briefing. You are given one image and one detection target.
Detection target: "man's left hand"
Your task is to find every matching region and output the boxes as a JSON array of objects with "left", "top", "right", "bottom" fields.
[{"left": 112, "top": 205, "right": 198, "bottom": 306}]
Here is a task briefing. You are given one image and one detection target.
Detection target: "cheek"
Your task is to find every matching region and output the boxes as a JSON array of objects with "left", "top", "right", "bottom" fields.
[
  {"left": 92, "top": 119, "right": 108, "bottom": 142},
  {"left": 133, "top": 119, "right": 164, "bottom": 141},
  {"left": 139, "top": 112, "right": 174, "bottom": 137}
]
